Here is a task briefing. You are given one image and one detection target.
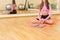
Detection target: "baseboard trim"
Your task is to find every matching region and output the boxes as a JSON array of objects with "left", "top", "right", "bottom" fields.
[{"left": 0, "top": 13, "right": 60, "bottom": 18}]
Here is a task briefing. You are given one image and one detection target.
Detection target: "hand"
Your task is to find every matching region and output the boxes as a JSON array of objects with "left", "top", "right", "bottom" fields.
[{"left": 39, "top": 19, "right": 45, "bottom": 24}]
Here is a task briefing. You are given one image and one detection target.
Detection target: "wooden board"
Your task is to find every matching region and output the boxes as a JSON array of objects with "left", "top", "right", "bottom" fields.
[{"left": 0, "top": 15, "right": 60, "bottom": 40}]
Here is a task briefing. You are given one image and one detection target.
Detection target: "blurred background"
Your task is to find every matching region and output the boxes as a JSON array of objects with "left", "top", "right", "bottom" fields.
[{"left": 0, "top": 0, "right": 60, "bottom": 15}]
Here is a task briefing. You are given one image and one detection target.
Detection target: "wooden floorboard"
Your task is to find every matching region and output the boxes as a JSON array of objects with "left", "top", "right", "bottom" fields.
[{"left": 0, "top": 15, "right": 60, "bottom": 40}]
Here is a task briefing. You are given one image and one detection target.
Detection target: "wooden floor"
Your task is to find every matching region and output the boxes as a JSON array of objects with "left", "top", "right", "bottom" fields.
[{"left": 0, "top": 15, "right": 60, "bottom": 40}]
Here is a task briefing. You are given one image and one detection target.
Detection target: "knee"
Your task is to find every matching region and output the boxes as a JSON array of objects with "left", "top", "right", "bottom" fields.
[
  {"left": 45, "top": 20, "right": 54, "bottom": 25},
  {"left": 48, "top": 20, "right": 54, "bottom": 25},
  {"left": 32, "top": 20, "right": 41, "bottom": 24},
  {"left": 32, "top": 20, "right": 36, "bottom": 24},
  {"left": 32, "top": 19, "right": 38, "bottom": 24}
]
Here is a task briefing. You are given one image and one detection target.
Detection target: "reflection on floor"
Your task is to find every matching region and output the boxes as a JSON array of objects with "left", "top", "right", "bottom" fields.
[
  {"left": 0, "top": 15, "right": 60, "bottom": 40},
  {"left": 0, "top": 10, "right": 38, "bottom": 15}
]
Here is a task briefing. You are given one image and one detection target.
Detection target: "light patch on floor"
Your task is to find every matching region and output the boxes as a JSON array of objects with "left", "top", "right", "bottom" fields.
[{"left": 0, "top": 15, "right": 60, "bottom": 40}]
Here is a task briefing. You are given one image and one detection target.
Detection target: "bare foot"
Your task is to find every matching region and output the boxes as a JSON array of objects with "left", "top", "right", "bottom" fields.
[
  {"left": 32, "top": 24, "right": 39, "bottom": 27},
  {"left": 39, "top": 24, "right": 45, "bottom": 28}
]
